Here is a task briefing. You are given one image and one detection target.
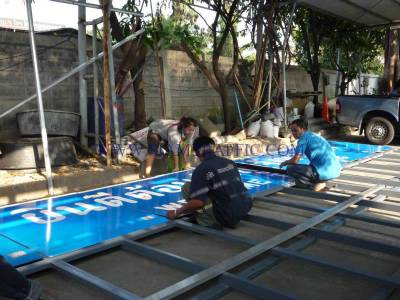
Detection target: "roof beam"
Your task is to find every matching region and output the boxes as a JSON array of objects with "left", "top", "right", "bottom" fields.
[{"left": 338, "top": 0, "right": 392, "bottom": 23}]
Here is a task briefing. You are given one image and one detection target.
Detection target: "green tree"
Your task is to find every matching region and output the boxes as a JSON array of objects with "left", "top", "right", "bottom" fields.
[
  {"left": 293, "top": 8, "right": 336, "bottom": 100},
  {"left": 321, "top": 22, "right": 384, "bottom": 95},
  {"left": 166, "top": 0, "right": 249, "bottom": 132}
]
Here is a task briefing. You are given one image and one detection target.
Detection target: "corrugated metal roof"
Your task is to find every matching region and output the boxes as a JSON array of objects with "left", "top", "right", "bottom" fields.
[{"left": 298, "top": 0, "right": 400, "bottom": 26}]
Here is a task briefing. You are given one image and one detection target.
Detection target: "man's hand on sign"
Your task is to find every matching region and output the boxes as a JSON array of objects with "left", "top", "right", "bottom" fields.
[{"left": 167, "top": 210, "right": 179, "bottom": 219}]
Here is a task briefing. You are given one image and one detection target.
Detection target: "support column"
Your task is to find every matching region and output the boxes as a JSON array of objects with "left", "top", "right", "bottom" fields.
[
  {"left": 92, "top": 23, "right": 100, "bottom": 153},
  {"left": 102, "top": 0, "right": 112, "bottom": 166},
  {"left": 161, "top": 50, "right": 172, "bottom": 118},
  {"left": 282, "top": 1, "right": 297, "bottom": 129},
  {"left": 78, "top": 0, "right": 88, "bottom": 146},
  {"left": 107, "top": 7, "right": 121, "bottom": 161},
  {"left": 25, "top": 0, "right": 54, "bottom": 195}
]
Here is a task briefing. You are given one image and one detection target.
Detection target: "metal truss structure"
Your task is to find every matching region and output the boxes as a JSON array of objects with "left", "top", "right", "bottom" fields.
[{"left": 17, "top": 148, "right": 400, "bottom": 299}]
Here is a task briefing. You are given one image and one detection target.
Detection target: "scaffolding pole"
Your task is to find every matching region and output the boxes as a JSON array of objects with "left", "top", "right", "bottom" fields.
[
  {"left": 107, "top": 18, "right": 121, "bottom": 161},
  {"left": 92, "top": 24, "right": 100, "bottom": 153},
  {"left": 49, "top": 0, "right": 143, "bottom": 16},
  {"left": 25, "top": 0, "right": 54, "bottom": 195},
  {"left": 78, "top": 0, "right": 88, "bottom": 147},
  {"left": 282, "top": 1, "right": 297, "bottom": 128},
  {"left": 103, "top": 0, "right": 112, "bottom": 166}
]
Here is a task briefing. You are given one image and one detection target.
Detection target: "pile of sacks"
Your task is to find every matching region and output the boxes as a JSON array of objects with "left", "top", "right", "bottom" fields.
[{"left": 247, "top": 117, "right": 281, "bottom": 139}]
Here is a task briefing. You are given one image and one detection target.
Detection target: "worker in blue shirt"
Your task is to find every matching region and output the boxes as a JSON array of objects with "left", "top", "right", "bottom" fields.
[
  {"left": 167, "top": 136, "right": 252, "bottom": 228},
  {"left": 280, "top": 119, "right": 342, "bottom": 191}
]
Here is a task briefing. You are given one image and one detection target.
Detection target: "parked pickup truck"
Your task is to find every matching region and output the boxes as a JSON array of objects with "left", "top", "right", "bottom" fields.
[{"left": 336, "top": 93, "right": 400, "bottom": 145}]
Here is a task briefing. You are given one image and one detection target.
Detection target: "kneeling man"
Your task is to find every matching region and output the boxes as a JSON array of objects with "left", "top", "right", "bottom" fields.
[
  {"left": 167, "top": 136, "right": 252, "bottom": 228},
  {"left": 280, "top": 119, "right": 342, "bottom": 191}
]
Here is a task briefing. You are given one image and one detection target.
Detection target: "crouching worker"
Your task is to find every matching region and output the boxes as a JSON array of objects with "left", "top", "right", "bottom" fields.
[
  {"left": 167, "top": 136, "right": 253, "bottom": 228},
  {"left": 0, "top": 255, "right": 42, "bottom": 300},
  {"left": 280, "top": 119, "right": 342, "bottom": 191},
  {"left": 144, "top": 117, "right": 198, "bottom": 177}
]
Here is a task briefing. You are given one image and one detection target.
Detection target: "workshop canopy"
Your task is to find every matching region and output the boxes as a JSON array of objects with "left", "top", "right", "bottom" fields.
[{"left": 298, "top": 0, "right": 400, "bottom": 26}]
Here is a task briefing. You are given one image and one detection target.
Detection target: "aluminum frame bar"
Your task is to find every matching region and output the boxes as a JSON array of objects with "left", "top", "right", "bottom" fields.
[
  {"left": 51, "top": 260, "right": 141, "bottom": 299},
  {"left": 49, "top": 0, "right": 143, "bottom": 16},
  {"left": 25, "top": 0, "right": 54, "bottom": 195},
  {"left": 350, "top": 164, "right": 400, "bottom": 172},
  {"left": 122, "top": 239, "right": 298, "bottom": 300},
  {"left": 271, "top": 247, "right": 400, "bottom": 287},
  {"left": 374, "top": 157, "right": 400, "bottom": 163},
  {"left": 183, "top": 192, "right": 400, "bottom": 300},
  {"left": 349, "top": 166, "right": 400, "bottom": 176},
  {"left": 144, "top": 185, "right": 382, "bottom": 300},
  {"left": 246, "top": 214, "right": 400, "bottom": 256},
  {"left": 337, "top": 174, "right": 400, "bottom": 187},
  {"left": 0, "top": 29, "right": 144, "bottom": 120},
  {"left": 18, "top": 222, "right": 173, "bottom": 275},
  {"left": 260, "top": 188, "right": 400, "bottom": 213},
  {"left": 256, "top": 195, "right": 400, "bottom": 228}
]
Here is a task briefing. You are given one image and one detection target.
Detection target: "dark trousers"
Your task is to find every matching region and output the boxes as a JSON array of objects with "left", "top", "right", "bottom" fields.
[
  {"left": 286, "top": 164, "right": 321, "bottom": 189},
  {"left": 0, "top": 256, "right": 30, "bottom": 300}
]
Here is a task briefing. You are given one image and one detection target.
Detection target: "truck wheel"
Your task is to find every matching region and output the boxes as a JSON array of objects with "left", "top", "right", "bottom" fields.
[{"left": 365, "top": 116, "right": 395, "bottom": 145}]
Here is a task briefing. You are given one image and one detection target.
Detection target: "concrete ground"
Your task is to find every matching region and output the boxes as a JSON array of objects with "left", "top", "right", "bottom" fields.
[{"left": 2, "top": 134, "right": 400, "bottom": 299}]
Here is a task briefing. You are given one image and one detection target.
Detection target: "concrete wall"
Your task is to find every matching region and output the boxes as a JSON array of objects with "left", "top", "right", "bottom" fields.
[
  {"left": 285, "top": 66, "right": 382, "bottom": 100},
  {"left": 0, "top": 28, "right": 79, "bottom": 139},
  {"left": 0, "top": 27, "right": 382, "bottom": 139}
]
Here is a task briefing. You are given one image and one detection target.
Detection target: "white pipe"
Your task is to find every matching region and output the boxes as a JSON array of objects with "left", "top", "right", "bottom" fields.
[{"left": 25, "top": 0, "right": 54, "bottom": 195}]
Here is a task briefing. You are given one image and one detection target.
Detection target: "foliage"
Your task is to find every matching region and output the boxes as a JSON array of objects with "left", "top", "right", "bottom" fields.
[{"left": 320, "top": 21, "right": 384, "bottom": 93}]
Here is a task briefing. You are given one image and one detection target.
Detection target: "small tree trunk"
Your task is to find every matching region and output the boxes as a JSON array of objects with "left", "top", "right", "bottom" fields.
[
  {"left": 383, "top": 29, "right": 400, "bottom": 93},
  {"left": 219, "top": 86, "right": 232, "bottom": 132},
  {"left": 340, "top": 77, "right": 347, "bottom": 95},
  {"left": 311, "top": 71, "right": 320, "bottom": 103},
  {"left": 130, "top": 68, "right": 147, "bottom": 130}
]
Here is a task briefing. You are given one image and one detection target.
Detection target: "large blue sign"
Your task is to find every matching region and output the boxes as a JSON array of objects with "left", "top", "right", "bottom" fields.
[
  {"left": 0, "top": 169, "right": 291, "bottom": 266},
  {"left": 235, "top": 140, "right": 391, "bottom": 169}
]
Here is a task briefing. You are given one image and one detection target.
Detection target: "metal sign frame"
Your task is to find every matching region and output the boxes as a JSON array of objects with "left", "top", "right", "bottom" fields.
[{"left": 12, "top": 148, "right": 400, "bottom": 299}]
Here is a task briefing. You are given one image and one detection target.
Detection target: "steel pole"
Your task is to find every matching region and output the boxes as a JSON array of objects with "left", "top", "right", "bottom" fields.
[
  {"left": 25, "top": 0, "right": 54, "bottom": 195},
  {"left": 92, "top": 24, "right": 100, "bottom": 153},
  {"left": 49, "top": 0, "right": 143, "bottom": 16},
  {"left": 267, "top": 40, "right": 273, "bottom": 112},
  {"left": 107, "top": 8, "right": 121, "bottom": 161},
  {"left": 282, "top": 1, "right": 297, "bottom": 129},
  {"left": 78, "top": 0, "right": 88, "bottom": 146},
  {"left": 102, "top": 0, "right": 112, "bottom": 166}
]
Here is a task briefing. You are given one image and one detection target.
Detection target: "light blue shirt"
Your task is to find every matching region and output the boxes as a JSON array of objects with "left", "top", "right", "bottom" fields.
[{"left": 295, "top": 131, "right": 342, "bottom": 180}]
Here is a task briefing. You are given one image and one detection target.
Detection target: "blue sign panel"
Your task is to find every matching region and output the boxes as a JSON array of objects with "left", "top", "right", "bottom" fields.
[
  {"left": 0, "top": 169, "right": 291, "bottom": 265},
  {"left": 235, "top": 140, "right": 391, "bottom": 170},
  {"left": 0, "top": 234, "right": 42, "bottom": 266}
]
